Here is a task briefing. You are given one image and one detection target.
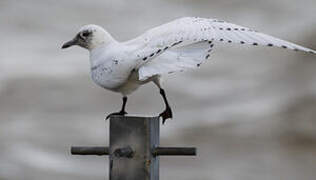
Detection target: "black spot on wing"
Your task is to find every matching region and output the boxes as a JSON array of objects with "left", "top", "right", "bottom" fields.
[
  {"left": 171, "top": 41, "right": 183, "bottom": 47},
  {"left": 267, "top": 43, "right": 273, "bottom": 47},
  {"left": 205, "top": 54, "right": 210, "bottom": 59},
  {"left": 281, "top": 45, "right": 287, "bottom": 49},
  {"left": 142, "top": 48, "right": 164, "bottom": 61},
  {"left": 240, "top": 41, "right": 245, "bottom": 44},
  {"left": 253, "top": 43, "right": 258, "bottom": 46}
]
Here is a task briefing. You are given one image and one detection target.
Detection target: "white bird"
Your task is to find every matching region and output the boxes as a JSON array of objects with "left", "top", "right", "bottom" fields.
[{"left": 62, "top": 17, "right": 316, "bottom": 124}]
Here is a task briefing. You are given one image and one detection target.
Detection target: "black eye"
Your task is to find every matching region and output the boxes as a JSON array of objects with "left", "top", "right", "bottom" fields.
[
  {"left": 82, "top": 31, "right": 90, "bottom": 37},
  {"left": 78, "top": 31, "right": 91, "bottom": 40}
]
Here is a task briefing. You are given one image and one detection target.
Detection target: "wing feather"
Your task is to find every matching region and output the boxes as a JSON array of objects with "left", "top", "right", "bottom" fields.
[{"left": 124, "top": 17, "right": 316, "bottom": 80}]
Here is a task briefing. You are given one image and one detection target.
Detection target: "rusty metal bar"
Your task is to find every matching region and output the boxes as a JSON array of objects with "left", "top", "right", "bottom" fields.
[
  {"left": 71, "top": 146, "right": 109, "bottom": 156},
  {"left": 152, "top": 147, "right": 196, "bottom": 156}
]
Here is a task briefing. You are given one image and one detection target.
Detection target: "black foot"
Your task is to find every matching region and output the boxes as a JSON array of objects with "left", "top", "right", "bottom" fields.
[
  {"left": 159, "top": 107, "right": 173, "bottom": 124},
  {"left": 105, "top": 111, "right": 127, "bottom": 120}
]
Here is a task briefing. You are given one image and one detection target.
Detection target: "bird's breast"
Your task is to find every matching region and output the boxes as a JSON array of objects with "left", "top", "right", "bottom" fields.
[{"left": 90, "top": 62, "right": 131, "bottom": 91}]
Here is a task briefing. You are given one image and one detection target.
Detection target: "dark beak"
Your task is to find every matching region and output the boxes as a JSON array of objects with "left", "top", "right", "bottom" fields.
[{"left": 62, "top": 39, "right": 77, "bottom": 49}]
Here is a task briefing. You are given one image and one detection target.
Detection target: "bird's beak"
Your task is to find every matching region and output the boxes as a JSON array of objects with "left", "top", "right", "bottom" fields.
[{"left": 62, "top": 38, "right": 77, "bottom": 49}]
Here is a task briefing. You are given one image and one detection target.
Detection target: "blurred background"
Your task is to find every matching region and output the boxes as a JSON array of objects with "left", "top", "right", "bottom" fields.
[{"left": 1, "top": 0, "right": 316, "bottom": 179}]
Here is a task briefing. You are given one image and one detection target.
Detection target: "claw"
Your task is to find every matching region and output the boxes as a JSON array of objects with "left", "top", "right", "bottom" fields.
[
  {"left": 159, "top": 107, "right": 173, "bottom": 124},
  {"left": 105, "top": 111, "right": 127, "bottom": 120}
]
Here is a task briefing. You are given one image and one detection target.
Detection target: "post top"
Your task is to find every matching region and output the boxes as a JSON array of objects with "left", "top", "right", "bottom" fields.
[{"left": 109, "top": 115, "right": 160, "bottom": 120}]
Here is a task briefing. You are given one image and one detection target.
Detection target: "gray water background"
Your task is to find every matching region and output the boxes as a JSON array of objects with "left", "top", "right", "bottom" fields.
[{"left": 1, "top": 0, "right": 316, "bottom": 179}]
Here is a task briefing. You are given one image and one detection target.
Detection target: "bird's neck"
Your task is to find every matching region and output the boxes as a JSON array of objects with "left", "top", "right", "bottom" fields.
[
  {"left": 88, "top": 31, "right": 116, "bottom": 50},
  {"left": 89, "top": 41, "right": 118, "bottom": 67}
]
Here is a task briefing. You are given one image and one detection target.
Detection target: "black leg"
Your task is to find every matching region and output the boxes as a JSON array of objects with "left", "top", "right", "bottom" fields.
[
  {"left": 106, "top": 96, "right": 128, "bottom": 120},
  {"left": 159, "top": 88, "right": 173, "bottom": 124},
  {"left": 121, "top": 96, "right": 127, "bottom": 113}
]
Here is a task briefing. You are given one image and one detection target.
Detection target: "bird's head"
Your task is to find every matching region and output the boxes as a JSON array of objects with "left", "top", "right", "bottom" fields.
[{"left": 62, "top": 24, "right": 113, "bottom": 50}]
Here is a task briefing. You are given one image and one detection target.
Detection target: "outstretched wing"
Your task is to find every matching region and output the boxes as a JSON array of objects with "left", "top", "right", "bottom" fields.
[{"left": 124, "top": 17, "right": 316, "bottom": 80}]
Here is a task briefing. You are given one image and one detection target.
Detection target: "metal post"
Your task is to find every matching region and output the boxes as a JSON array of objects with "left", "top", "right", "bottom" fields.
[
  {"left": 109, "top": 116, "right": 160, "bottom": 180},
  {"left": 70, "top": 116, "right": 197, "bottom": 180}
]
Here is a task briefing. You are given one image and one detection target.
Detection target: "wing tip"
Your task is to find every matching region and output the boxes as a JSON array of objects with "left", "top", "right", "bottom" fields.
[
  {"left": 294, "top": 48, "right": 316, "bottom": 55},
  {"left": 308, "top": 50, "right": 316, "bottom": 54}
]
